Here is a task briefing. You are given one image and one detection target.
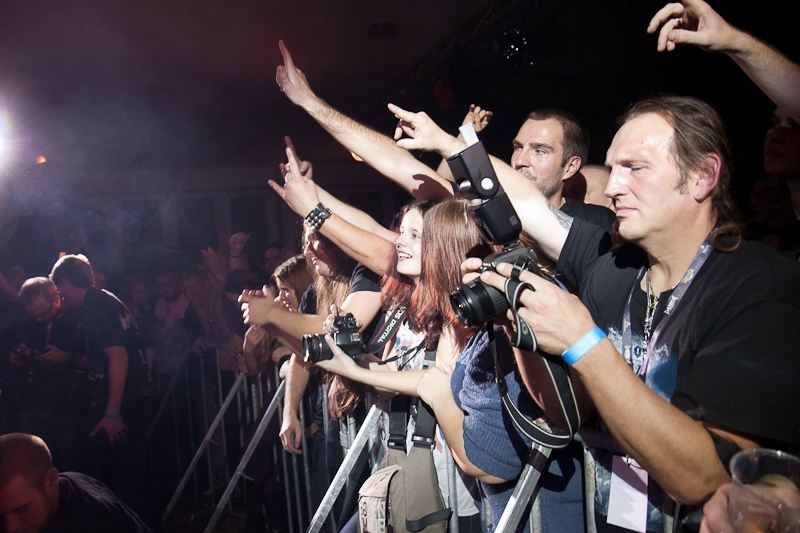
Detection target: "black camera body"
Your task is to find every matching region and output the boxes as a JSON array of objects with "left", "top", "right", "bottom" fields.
[
  {"left": 13, "top": 345, "right": 41, "bottom": 363},
  {"left": 447, "top": 141, "right": 540, "bottom": 328},
  {"left": 450, "top": 247, "right": 541, "bottom": 328},
  {"left": 302, "top": 313, "right": 363, "bottom": 364}
]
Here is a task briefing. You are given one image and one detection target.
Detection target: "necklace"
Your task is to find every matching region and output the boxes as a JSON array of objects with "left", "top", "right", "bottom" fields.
[{"left": 643, "top": 268, "right": 659, "bottom": 353}]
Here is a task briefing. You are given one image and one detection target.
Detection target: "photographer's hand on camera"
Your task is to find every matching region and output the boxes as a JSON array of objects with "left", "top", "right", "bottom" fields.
[
  {"left": 477, "top": 262, "right": 600, "bottom": 360},
  {"left": 314, "top": 335, "right": 363, "bottom": 379},
  {"left": 40, "top": 344, "right": 69, "bottom": 365}
]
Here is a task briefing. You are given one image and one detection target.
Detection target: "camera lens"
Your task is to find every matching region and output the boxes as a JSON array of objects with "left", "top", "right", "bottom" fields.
[
  {"left": 450, "top": 278, "right": 508, "bottom": 327},
  {"left": 302, "top": 334, "right": 333, "bottom": 363}
]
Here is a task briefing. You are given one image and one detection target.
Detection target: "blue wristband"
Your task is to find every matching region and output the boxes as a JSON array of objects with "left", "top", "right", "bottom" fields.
[
  {"left": 105, "top": 413, "right": 121, "bottom": 418},
  {"left": 562, "top": 326, "right": 606, "bottom": 366}
]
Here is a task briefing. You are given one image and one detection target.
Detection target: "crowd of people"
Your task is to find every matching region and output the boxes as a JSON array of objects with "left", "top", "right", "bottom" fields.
[{"left": 2, "top": 0, "right": 800, "bottom": 532}]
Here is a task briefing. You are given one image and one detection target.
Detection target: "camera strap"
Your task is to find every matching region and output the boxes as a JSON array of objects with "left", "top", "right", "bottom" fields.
[
  {"left": 366, "top": 306, "right": 407, "bottom": 355},
  {"left": 489, "top": 324, "right": 579, "bottom": 448},
  {"left": 489, "top": 260, "right": 582, "bottom": 448},
  {"left": 502, "top": 261, "right": 538, "bottom": 352}
]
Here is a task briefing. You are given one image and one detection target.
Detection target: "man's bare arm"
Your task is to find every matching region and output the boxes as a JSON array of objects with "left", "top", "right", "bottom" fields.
[
  {"left": 649, "top": 0, "right": 800, "bottom": 121},
  {"left": 388, "top": 103, "right": 571, "bottom": 260},
  {"left": 276, "top": 40, "right": 453, "bottom": 200}
]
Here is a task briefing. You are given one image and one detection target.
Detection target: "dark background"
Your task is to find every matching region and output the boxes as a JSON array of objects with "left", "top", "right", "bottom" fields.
[{"left": 0, "top": 0, "right": 796, "bottom": 280}]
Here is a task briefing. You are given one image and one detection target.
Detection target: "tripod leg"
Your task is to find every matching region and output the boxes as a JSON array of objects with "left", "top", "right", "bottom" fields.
[{"left": 495, "top": 444, "right": 552, "bottom": 533}]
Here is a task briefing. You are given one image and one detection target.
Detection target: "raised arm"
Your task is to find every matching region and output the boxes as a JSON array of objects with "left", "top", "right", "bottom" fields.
[
  {"left": 435, "top": 104, "right": 494, "bottom": 181},
  {"left": 240, "top": 288, "right": 381, "bottom": 353},
  {"left": 276, "top": 40, "right": 453, "bottom": 200},
  {"left": 268, "top": 138, "right": 396, "bottom": 275},
  {"left": 389, "top": 103, "right": 571, "bottom": 260},
  {"left": 648, "top": 0, "right": 800, "bottom": 122}
]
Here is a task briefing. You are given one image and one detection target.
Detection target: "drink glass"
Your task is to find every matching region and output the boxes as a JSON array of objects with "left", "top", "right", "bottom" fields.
[{"left": 728, "top": 448, "right": 800, "bottom": 533}]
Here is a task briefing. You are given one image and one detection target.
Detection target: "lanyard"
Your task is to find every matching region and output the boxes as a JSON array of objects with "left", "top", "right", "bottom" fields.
[{"left": 621, "top": 232, "right": 714, "bottom": 379}]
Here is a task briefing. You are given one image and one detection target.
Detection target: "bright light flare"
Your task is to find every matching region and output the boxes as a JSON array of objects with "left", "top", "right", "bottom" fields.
[
  {"left": 36, "top": 155, "right": 46, "bottom": 164},
  {"left": 0, "top": 109, "right": 15, "bottom": 166}
]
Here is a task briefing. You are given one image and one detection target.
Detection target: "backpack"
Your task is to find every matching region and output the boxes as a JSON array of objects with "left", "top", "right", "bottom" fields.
[{"left": 357, "top": 352, "right": 452, "bottom": 533}]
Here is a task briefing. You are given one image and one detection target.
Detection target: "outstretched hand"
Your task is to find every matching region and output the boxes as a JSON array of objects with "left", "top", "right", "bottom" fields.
[
  {"left": 276, "top": 40, "right": 316, "bottom": 107},
  {"left": 239, "top": 286, "right": 278, "bottom": 326},
  {"left": 388, "top": 103, "right": 465, "bottom": 156},
  {"left": 462, "top": 104, "right": 493, "bottom": 134},
  {"left": 268, "top": 136, "right": 320, "bottom": 217},
  {"left": 647, "top": 0, "right": 737, "bottom": 54}
]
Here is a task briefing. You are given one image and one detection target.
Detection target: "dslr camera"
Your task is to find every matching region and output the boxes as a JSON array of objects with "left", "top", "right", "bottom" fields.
[
  {"left": 447, "top": 140, "right": 540, "bottom": 328},
  {"left": 302, "top": 313, "right": 363, "bottom": 363},
  {"left": 13, "top": 345, "right": 41, "bottom": 364}
]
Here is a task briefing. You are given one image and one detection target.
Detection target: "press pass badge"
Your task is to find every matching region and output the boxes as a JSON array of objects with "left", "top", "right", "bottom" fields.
[{"left": 607, "top": 455, "right": 649, "bottom": 532}]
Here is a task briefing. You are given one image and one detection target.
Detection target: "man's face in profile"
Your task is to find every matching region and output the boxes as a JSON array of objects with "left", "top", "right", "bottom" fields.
[{"left": 0, "top": 471, "right": 58, "bottom": 533}]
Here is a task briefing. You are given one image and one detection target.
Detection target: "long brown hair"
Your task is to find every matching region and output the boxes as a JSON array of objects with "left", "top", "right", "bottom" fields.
[
  {"left": 414, "top": 197, "right": 492, "bottom": 351},
  {"left": 302, "top": 226, "right": 362, "bottom": 413},
  {"left": 380, "top": 199, "right": 435, "bottom": 314},
  {"left": 273, "top": 254, "right": 316, "bottom": 308}
]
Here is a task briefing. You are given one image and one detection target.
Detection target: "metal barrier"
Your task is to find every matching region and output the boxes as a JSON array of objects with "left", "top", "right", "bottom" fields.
[{"left": 146, "top": 350, "right": 592, "bottom": 533}]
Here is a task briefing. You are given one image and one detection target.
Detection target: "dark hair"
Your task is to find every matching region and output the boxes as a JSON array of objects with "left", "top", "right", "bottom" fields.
[
  {"left": 18, "top": 277, "right": 59, "bottom": 307},
  {"left": 49, "top": 254, "right": 95, "bottom": 288},
  {"left": 527, "top": 108, "right": 590, "bottom": 168},
  {"left": 273, "top": 255, "right": 315, "bottom": 306},
  {"left": 619, "top": 96, "right": 744, "bottom": 251},
  {"left": 0, "top": 433, "right": 53, "bottom": 490},
  {"left": 415, "top": 197, "right": 492, "bottom": 350}
]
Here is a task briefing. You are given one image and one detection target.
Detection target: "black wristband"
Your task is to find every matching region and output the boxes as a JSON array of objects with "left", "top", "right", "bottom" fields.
[{"left": 304, "top": 203, "right": 332, "bottom": 230}]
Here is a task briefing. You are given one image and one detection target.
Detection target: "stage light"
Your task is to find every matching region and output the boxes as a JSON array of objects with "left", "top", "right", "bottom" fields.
[{"left": 36, "top": 155, "right": 46, "bottom": 164}]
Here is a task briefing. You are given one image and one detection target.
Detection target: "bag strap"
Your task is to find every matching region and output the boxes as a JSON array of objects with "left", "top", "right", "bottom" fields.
[
  {"left": 406, "top": 509, "right": 453, "bottom": 533},
  {"left": 387, "top": 395, "right": 410, "bottom": 450},
  {"left": 411, "top": 348, "right": 438, "bottom": 447}
]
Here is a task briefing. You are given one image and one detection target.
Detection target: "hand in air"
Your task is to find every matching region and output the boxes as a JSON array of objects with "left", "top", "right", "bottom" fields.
[
  {"left": 268, "top": 136, "right": 320, "bottom": 217},
  {"left": 388, "top": 103, "right": 466, "bottom": 156},
  {"left": 276, "top": 40, "right": 316, "bottom": 107},
  {"left": 647, "top": 0, "right": 737, "bottom": 53}
]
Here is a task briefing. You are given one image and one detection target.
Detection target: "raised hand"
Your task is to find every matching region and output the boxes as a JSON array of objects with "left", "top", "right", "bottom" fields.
[
  {"left": 276, "top": 40, "right": 316, "bottom": 108},
  {"left": 463, "top": 104, "right": 493, "bottom": 134},
  {"left": 268, "top": 136, "right": 320, "bottom": 217},
  {"left": 388, "top": 103, "right": 465, "bottom": 156},
  {"left": 647, "top": 0, "right": 737, "bottom": 53}
]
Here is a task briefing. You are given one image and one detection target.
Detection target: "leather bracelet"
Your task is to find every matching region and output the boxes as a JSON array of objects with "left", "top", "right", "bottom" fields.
[
  {"left": 562, "top": 326, "right": 606, "bottom": 366},
  {"left": 304, "top": 202, "right": 332, "bottom": 230}
]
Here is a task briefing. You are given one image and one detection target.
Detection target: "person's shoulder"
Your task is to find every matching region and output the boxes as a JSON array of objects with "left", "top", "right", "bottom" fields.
[
  {"left": 349, "top": 262, "right": 381, "bottom": 292},
  {"left": 723, "top": 239, "right": 800, "bottom": 293},
  {"left": 562, "top": 198, "right": 616, "bottom": 230}
]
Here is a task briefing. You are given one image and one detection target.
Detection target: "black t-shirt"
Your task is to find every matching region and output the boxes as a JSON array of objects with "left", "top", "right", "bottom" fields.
[
  {"left": 558, "top": 218, "right": 800, "bottom": 529},
  {"left": 561, "top": 197, "right": 616, "bottom": 232},
  {"left": 80, "top": 288, "right": 147, "bottom": 408},
  {"left": 9, "top": 309, "right": 86, "bottom": 410},
  {"left": 41, "top": 472, "right": 152, "bottom": 533}
]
